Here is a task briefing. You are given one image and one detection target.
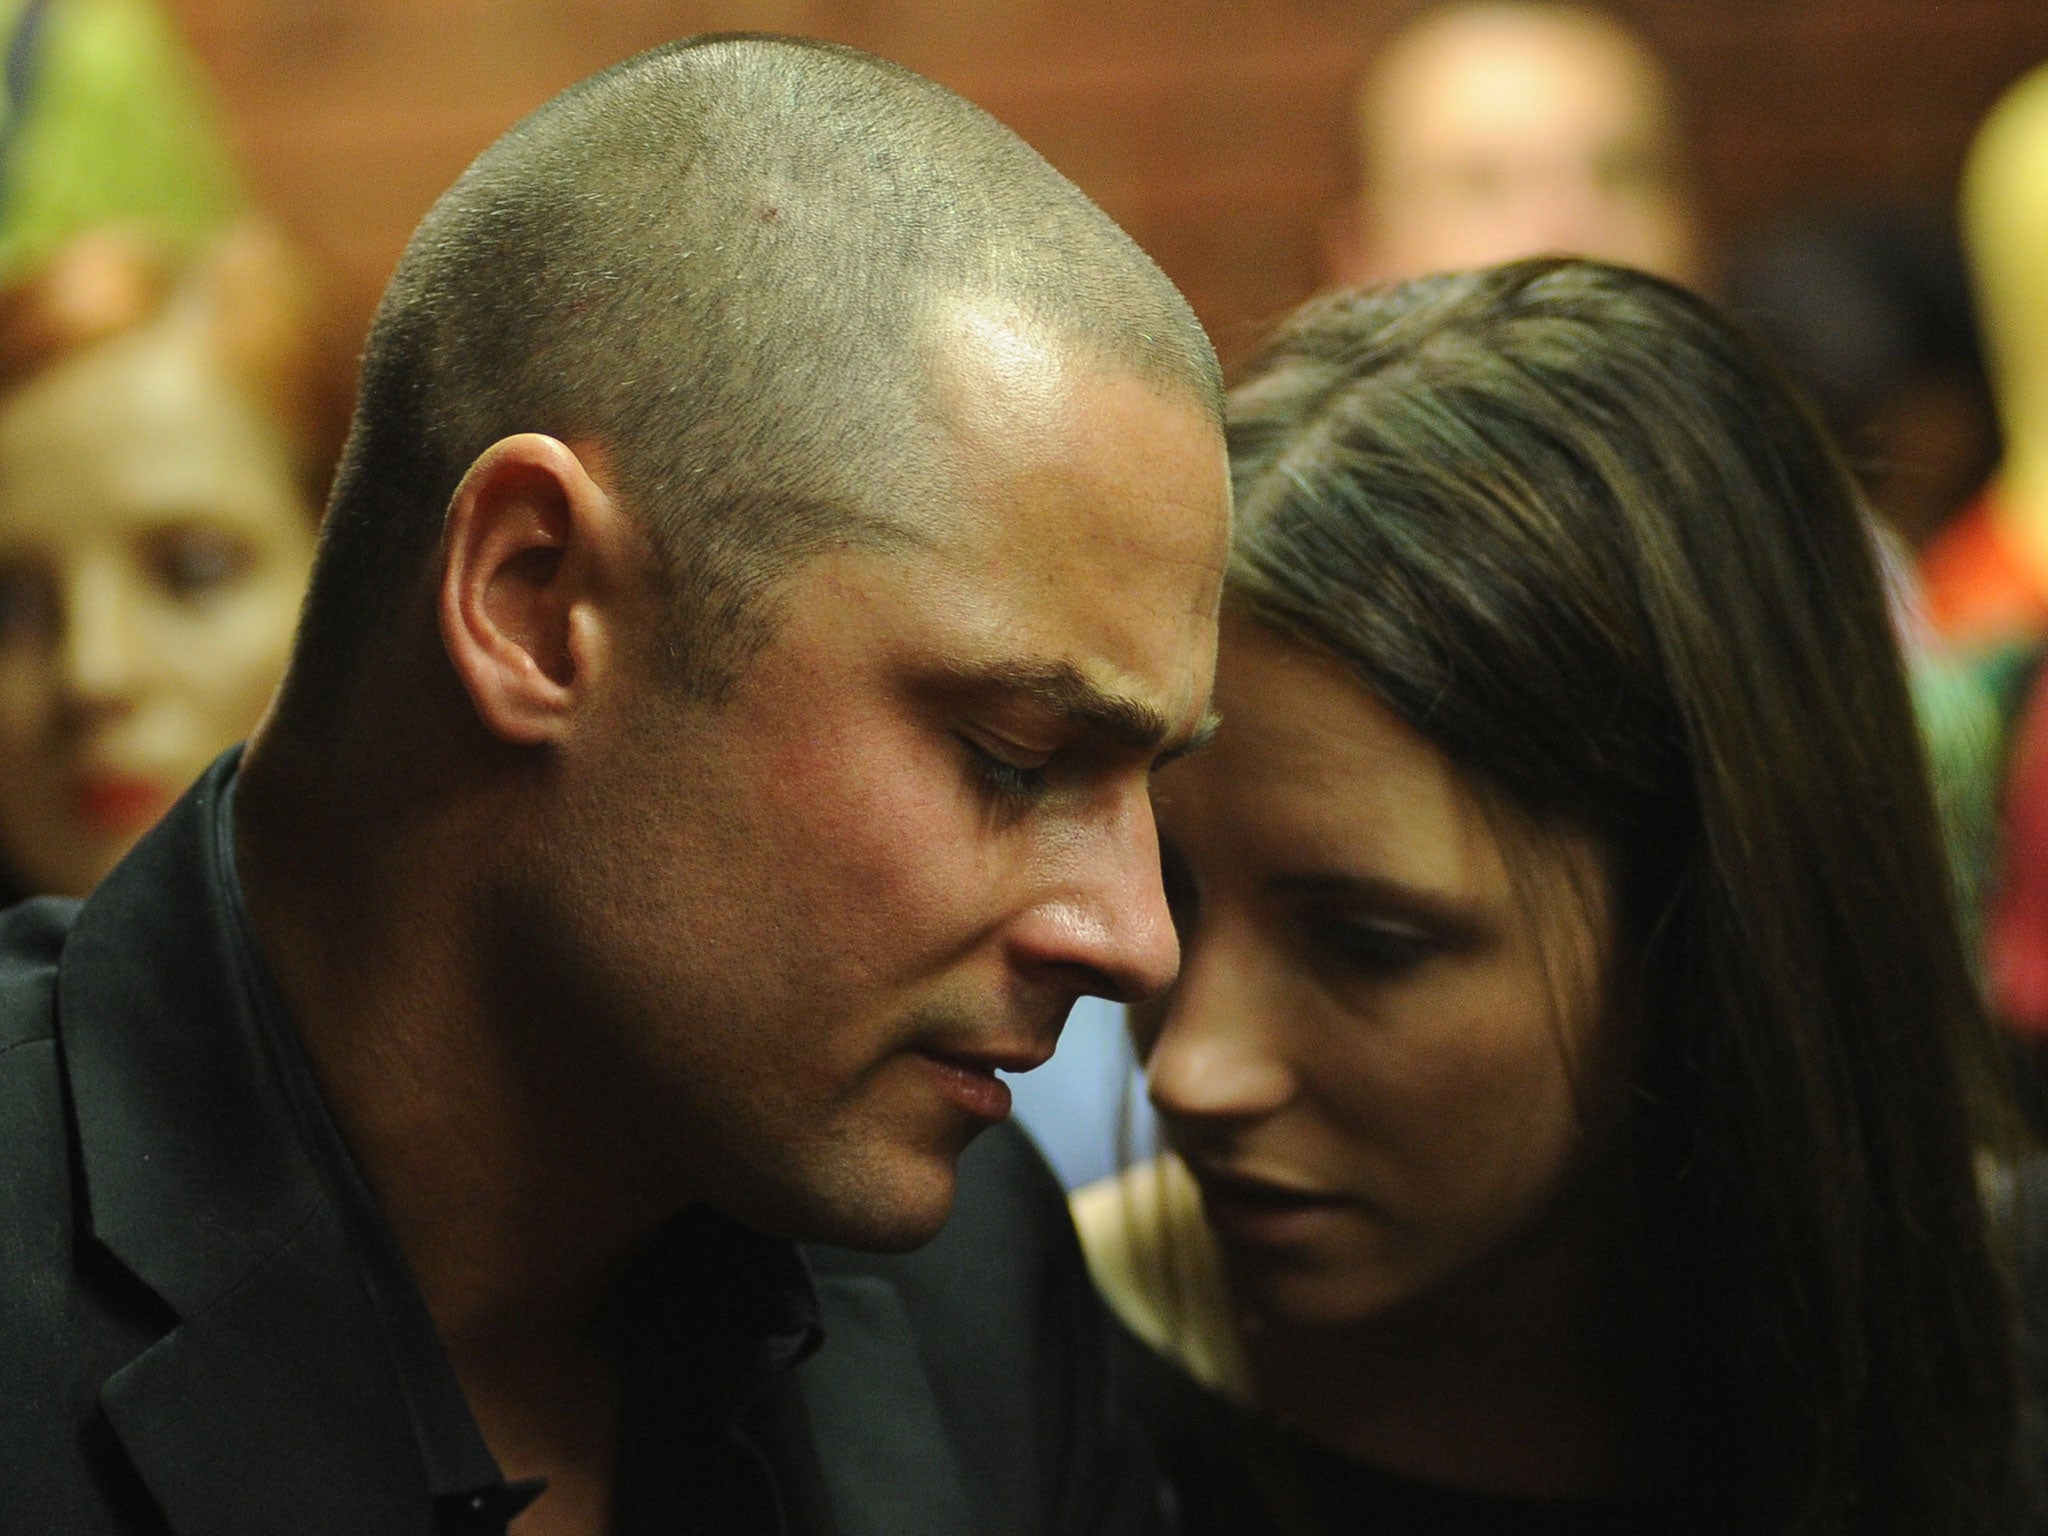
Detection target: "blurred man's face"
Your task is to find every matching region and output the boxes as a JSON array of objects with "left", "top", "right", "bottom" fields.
[{"left": 1335, "top": 4, "right": 1699, "bottom": 288}]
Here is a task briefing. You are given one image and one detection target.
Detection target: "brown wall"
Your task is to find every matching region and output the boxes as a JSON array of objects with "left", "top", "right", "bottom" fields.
[{"left": 167, "top": 0, "right": 2048, "bottom": 371}]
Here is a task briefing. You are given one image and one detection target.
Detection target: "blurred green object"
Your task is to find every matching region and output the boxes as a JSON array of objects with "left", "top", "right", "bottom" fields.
[
  {"left": 0, "top": 0, "right": 244, "bottom": 282},
  {"left": 1914, "top": 638, "right": 2046, "bottom": 954}
]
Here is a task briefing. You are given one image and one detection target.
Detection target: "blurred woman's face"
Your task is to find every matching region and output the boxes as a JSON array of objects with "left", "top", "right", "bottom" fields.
[
  {"left": 0, "top": 311, "right": 314, "bottom": 896},
  {"left": 1137, "top": 618, "right": 1619, "bottom": 1332}
]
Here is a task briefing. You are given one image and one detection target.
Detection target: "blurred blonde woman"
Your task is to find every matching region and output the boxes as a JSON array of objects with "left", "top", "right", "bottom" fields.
[{"left": 0, "top": 224, "right": 332, "bottom": 896}]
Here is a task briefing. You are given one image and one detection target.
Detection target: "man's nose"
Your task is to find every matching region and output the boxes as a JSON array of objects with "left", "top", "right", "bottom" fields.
[{"left": 1011, "top": 792, "right": 1182, "bottom": 1006}]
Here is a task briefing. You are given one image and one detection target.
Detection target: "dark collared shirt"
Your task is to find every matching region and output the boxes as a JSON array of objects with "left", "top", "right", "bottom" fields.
[{"left": 213, "top": 765, "right": 822, "bottom": 1534}]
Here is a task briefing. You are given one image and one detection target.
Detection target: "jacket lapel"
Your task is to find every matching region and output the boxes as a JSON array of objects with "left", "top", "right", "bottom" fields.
[
  {"left": 794, "top": 1273, "right": 973, "bottom": 1536},
  {"left": 58, "top": 757, "right": 435, "bottom": 1534},
  {"left": 96, "top": 1201, "right": 437, "bottom": 1535}
]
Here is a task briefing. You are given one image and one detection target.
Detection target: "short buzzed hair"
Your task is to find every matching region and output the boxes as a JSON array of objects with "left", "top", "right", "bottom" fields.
[{"left": 292, "top": 34, "right": 1221, "bottom": 706}]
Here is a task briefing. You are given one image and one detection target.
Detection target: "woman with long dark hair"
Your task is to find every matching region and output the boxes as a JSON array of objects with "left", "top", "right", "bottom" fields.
[{"left": 1076, "top": 258, "right": 2036, "bottom": 1533}]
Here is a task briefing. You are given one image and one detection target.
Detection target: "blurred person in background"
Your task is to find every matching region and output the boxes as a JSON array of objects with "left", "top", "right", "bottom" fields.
[
  {"left": 1721, "top": 210, "right": 2019, "bottom": 1020},
  {"left": 1888, "top": 62, "right": 2048, "bottom": 1102},
  {"left": 1324, "top": 0, "right": 1701, "bottom": 289},
  {"left": 1076, "top": 261, "right": 2036, "bottom": 1535},
  {"left": 0, "top": 0, "right": 335, "bottom": 898},
  {"left": 1724, "top": 209, "right": 2000, "bottom": 556},
  {"left": 0, "top": 224, "right": 327, "bottom": 899}
]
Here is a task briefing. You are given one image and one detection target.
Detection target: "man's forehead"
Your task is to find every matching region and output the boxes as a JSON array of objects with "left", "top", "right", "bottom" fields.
[
  {"left": 927, "top": 299, "right": 1072, "bottom": 397},
  {"left": 884, "top": 347, "right": 1224, "bottom": 605},
  {"left": 858, "top": 298, "right": 1227, "bottom": 732},
  {"left": 916, "top": 297, "right": 1104, "bottom": 468}
]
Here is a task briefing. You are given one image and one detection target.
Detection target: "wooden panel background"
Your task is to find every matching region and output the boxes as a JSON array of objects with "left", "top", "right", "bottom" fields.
[{"left": 164, "top": 0, "right": 2048, "bottom": 373}]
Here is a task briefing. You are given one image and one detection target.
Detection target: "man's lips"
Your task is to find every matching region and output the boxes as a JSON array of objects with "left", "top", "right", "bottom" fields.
[{"left": 911, "top": 1038, "right": 1056, "bottom": 1122}]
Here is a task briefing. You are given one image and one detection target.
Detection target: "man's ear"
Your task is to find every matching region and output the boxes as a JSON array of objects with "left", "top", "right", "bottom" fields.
[{"left": 438, "top": 433, "right": 631, "bottom": 746}]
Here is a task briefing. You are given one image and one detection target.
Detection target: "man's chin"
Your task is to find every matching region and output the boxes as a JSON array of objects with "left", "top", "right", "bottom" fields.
[
  {"left": 823, "top": 1210, "right": 951, "bottom": 1255},
  {"left": 815, "top": 1175, "right": 962, "bottom": 1253},
  {"left": 745, "top": 1144, "right": 968, "bottom": 1253}
]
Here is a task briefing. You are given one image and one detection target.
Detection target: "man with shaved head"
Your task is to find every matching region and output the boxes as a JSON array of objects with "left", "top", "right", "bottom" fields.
[{"left": 0, "top": 34, "right": 1230, "bottom": 1536}]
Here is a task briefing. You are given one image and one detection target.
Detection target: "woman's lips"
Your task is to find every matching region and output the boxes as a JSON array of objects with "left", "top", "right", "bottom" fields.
[
  {"left": 68, "top": 773, "right": 175, "bottom": 838},
  {"left": 1189, "top": 1164, "right": 1360, "bottom": 1250}
]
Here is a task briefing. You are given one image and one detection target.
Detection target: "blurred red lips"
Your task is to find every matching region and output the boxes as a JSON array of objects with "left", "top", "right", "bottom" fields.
[{"left": 68, "top": 772, "right": 174, "bottom": 838}]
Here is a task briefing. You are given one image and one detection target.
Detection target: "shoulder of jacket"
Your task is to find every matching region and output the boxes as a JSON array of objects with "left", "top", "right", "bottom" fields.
[{"left": 0, "top": 897, "right": 79, "bottom": 1057}]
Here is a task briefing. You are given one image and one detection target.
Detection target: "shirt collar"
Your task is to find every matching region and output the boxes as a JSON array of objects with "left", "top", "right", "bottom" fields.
[
  {"left": 212, "top": 762, "right": 526, "bottom": 1513},
  {"left": 609, "top": 1205, "right": 823, "bottom": 1423}
]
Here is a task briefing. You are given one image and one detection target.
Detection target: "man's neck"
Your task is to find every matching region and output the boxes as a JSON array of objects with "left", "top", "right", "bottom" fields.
[
  {"left": 463, "top": 1335, "right": 622, "bottom": 1536},
  {"left": 233, "top": 719, "right": 666, "bottom": 1374}
]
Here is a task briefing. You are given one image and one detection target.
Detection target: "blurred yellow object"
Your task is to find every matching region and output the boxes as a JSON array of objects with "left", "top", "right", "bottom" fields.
[{"left": 1960, "top": 58, "right": 2048, "bottom": 599}]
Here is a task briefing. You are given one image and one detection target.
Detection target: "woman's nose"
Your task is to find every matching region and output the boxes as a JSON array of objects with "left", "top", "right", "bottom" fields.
[
  {"left": 56, "top": 559, "right": 145, "bottom": 712},
  {"left": 1140, "top": 941, "right": 1295, "bottom": 1124}
]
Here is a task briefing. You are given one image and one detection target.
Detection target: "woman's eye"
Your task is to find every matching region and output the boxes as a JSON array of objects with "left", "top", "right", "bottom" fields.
[
  {"left": 142, "top": 525, "right": 257, "bottom": 601},
  {"left": 961, "top": 735, "right": 1052, "bottom": 803},
  {"left": 1305, "top": 914, "right": 1438, "bottom": 978}
]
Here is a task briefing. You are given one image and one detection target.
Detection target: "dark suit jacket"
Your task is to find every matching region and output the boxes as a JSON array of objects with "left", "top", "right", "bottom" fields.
[{"left": 0, "top": 760, "right": 1161, "bottom": 1535}]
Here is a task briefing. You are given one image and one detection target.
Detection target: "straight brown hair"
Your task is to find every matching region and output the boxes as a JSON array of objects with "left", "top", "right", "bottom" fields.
[{"left": 1223, "top": 258, "right": 2028, "bottom": 1533}]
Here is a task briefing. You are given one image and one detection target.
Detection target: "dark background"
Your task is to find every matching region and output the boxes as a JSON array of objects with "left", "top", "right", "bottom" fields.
[{"left": 166, "top": 0, "right": 2048, "bottom": 371}]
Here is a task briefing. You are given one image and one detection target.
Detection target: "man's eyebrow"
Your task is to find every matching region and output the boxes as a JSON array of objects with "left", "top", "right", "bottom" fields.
[{"left": 951, "top": 659, "right": 1218, "bottom": 760}]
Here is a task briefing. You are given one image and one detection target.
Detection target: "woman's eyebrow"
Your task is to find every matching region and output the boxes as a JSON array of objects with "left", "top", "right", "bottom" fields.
[{"left": 1270, "top": 870, "right": 1489, "bottom": 944}]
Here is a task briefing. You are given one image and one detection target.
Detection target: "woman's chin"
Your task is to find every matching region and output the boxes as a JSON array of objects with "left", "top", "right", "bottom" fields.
[{"left": 1219, "top": 1237, "right": 1426, "bottom": 1334}]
